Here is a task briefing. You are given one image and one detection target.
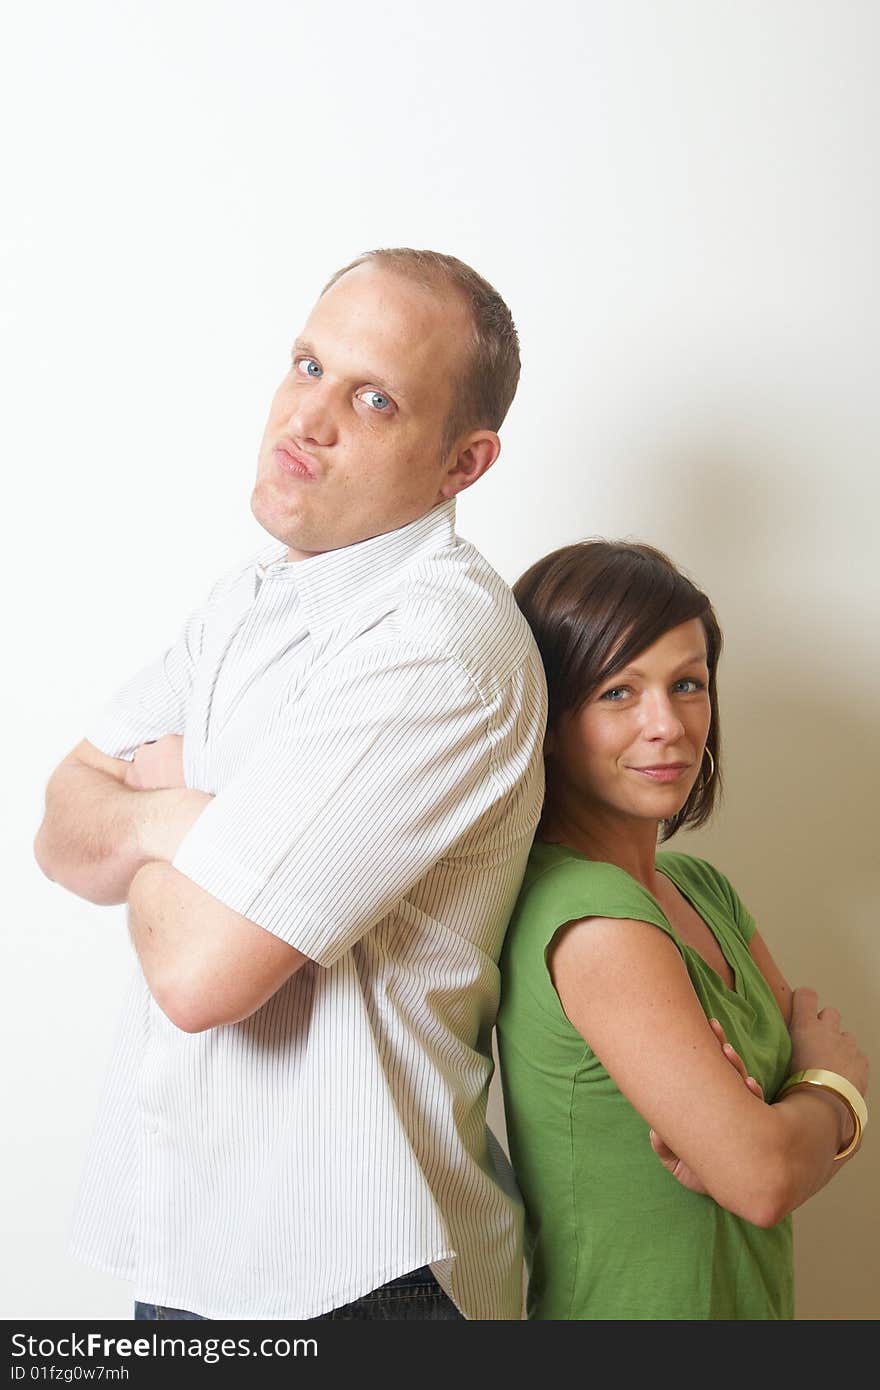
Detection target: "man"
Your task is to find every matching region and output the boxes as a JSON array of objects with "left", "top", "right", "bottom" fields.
[{"left": 34, "top": 248, "right": 547, "bottom": 1321}]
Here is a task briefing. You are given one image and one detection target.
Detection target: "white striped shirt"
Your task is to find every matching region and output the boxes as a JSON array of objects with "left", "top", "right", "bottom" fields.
[{"left": 71, "top": 500, "right": 547, "bottom": 1319}]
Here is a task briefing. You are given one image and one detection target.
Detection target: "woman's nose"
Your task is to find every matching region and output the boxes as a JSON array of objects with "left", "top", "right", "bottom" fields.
[{"left": 642, "top": 692, "right": 685, "bottom": 741}]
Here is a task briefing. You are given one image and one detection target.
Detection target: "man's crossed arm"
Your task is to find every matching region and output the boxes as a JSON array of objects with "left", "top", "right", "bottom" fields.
[
  {"left": 33, "top": 736, "right": 210, "bottom": 904},
  {"left": 34, "top": 737, "right": 308, "bottom": 1032}
]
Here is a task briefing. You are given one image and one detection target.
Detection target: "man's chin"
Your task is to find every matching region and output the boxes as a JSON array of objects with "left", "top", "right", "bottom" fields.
[
  {"left": 250, "top": 482, "right": 293, "bottom": 543},
  {"left": 250, "top": 486, "right": 326, "bottom": 559}
]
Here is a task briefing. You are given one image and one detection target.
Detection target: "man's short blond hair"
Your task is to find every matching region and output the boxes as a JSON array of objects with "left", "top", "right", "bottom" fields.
[{"left": 322, "top": 248, "right": 521, "bottom": 455}]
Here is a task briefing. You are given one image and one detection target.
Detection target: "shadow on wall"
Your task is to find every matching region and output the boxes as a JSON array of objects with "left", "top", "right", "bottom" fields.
[{"left": 683, "top": 668, "right": 878, "bottom": 1322}]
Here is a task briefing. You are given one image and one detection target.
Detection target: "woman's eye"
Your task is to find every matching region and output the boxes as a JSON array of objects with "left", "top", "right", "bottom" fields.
[
  {"left": 359, "top": 389, "right": 392, "bottom": 412},
  {"left": 296, "top": 357, "right": 322, "bottom": 379},
  {"left": 600, "top": 686, "right": 629, "bottom": 702},
  {"left": 673, "top": 678, "right": 705, "bottom": 694}
]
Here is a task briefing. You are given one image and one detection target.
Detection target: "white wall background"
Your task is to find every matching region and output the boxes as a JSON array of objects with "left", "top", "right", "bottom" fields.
[{"left": 3, "top": 0, "right": 877, "bottom": 1320}]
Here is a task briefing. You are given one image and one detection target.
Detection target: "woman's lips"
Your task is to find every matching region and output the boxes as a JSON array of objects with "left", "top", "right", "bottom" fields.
[
  {"left": 274, "top": 443, "right": 315, "bottom": 479},
  {"left": 629, "top": 764, "right": 690, "bottom": 783}
]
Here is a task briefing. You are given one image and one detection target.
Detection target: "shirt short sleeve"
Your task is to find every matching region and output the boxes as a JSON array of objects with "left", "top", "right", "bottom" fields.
[
  {"left": 517, "top": 853, "right": 680, "bottom": 977},
  {"left": 171, "top": 643, "right": 505, "bottom": 967},
  {"left": 500, "top": 850, "right": 682, "bottom": 1035}
]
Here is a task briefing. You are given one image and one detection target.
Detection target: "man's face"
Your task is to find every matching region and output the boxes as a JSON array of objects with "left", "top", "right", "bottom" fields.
[{"left": 252, "top": 263, "right": 478, "bottom": 560}]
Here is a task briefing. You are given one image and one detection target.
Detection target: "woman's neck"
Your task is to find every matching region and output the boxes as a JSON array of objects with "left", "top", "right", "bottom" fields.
[{"left": 539, "top": 800, "right": 662, "bottom": 892}]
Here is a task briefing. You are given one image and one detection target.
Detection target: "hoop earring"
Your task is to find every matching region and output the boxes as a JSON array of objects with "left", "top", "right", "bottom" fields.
[{"left": 703, "top": 747, "right": 715, "bottom": 784}]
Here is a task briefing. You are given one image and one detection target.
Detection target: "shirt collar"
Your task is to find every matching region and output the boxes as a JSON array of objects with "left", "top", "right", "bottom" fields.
[{"left": 255, "top": 499, "right": 458, "bottom": 631}]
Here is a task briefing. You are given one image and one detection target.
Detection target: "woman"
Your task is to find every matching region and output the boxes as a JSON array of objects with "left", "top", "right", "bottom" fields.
[{"left": 496, "top": 540, "right": 868, "bottom": 1320}]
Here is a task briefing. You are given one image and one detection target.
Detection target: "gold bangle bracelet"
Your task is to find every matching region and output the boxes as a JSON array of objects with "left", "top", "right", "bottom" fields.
[{"left": 778, "top": 1068, "right": 868, "bottom": 1161}]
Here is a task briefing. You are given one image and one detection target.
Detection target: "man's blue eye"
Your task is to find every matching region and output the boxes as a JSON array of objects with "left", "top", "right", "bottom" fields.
[{"left": 297, "top": 358, "right": 322, "bottom": 378}]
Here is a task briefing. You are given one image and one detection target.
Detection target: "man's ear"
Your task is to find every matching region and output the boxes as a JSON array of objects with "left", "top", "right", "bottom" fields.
[{"left": 439, "top": 430, "right": 501, "bottom": 498}]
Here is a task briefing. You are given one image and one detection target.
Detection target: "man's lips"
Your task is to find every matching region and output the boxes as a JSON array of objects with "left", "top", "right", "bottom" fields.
[
  {"left": 273, "top": 441, "right": 316, "bottom": 480},
  {"left": 627, "top": 763, "right": 691, "bottom": 783}
]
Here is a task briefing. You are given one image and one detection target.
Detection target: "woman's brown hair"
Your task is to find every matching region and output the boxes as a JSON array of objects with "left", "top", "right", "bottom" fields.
[{"left": 513, "top": 540, "right": 723, "bottom": 841}]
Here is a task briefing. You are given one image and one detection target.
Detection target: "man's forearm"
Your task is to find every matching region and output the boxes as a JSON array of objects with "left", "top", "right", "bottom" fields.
[{"left": 35, "top": 760, "right": 210, "bottom": 906}]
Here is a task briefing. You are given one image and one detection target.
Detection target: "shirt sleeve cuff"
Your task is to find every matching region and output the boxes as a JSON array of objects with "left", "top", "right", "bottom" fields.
[
  {"left": 83, "top": 715, "right": 140, "bottom": 762},
  {"left": 171, "top": 838, "right": 267, "bottom": 919},
  {"left": 171, "top": 838, "right": 337, "bottom": 968}
]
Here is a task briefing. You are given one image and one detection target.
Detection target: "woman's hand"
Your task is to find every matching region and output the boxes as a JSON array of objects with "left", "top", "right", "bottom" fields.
[
  {"left": 787, "top": 986, "right": 868, "bottom": 1096},
  {"left": 649, "top": 1020, "right": 763, "bottom": 1194}
]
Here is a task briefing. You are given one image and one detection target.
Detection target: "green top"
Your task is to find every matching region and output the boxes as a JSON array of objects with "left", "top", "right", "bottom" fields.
[{"left": 497, "top": 843, "right": 794, "bottom": 1320}]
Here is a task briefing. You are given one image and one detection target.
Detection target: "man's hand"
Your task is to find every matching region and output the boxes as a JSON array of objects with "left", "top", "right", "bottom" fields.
[
  {"left": 122, "top": 735, "right": 208, "bottom": 862},
  {"left": 35, "top": 738, "right": 210, "bottom": 905},
  {"left": 139, "top": 786, "right": 213, "bottom": 865},
  {"left": 124, "top": 735, "right": 186, "bottom": 790},
  {"left": 649, "top": 1019, "right": 764, "bottom": 1195}
]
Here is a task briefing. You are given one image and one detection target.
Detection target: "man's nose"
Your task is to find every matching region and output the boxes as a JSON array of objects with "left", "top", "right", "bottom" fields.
[{"left": 284, "top": 383, "right": 338, "bottom": 448}]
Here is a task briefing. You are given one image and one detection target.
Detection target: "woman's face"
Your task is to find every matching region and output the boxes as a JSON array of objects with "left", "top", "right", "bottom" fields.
[{"left": 546, "top": 618, "right": 712, "bottom": 827}]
